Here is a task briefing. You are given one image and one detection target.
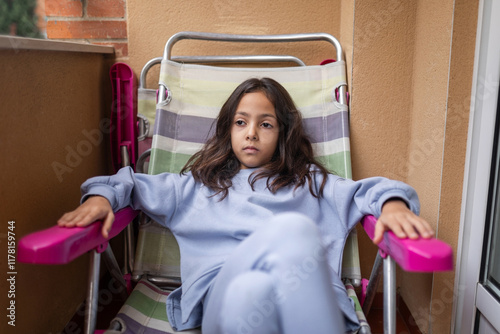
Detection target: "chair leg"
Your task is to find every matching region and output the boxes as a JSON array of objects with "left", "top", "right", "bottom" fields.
[
  {"left": 120, "top": 145, "right": 135, "bottom": 275},
  {"left": 84, "top": 250, "right": 101, "bottom": 334},
  {"left": 102, "top": 245, "right": 129, "bottom": 297},
  {"left": 383, "top": 255, "right": 396, "bottom": 334},
  {"left": 124, "top": 224, "right": 135, "bottom": 273}
]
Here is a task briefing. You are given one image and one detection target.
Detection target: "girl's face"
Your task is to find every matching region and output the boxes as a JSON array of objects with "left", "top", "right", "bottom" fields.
[{"left": 230, "top": 91, "right": 279, "bottom": 169}]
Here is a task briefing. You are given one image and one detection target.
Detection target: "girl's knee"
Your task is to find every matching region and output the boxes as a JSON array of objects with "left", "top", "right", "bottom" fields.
[{"left": 219, "top": 272, "right": 280, "bottom": 334}]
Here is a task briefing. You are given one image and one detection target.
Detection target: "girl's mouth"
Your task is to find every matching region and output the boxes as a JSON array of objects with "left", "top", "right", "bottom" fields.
[{"left": 243, "top": 146, "right": 259, "bottom": 153}]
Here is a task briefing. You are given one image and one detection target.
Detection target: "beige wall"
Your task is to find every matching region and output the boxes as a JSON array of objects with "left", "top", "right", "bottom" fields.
[
  {"left": 351, "top": 0, "right": 478, "bottom": 333},
  {"left": 0, "top": 46, "right": 113, "bottom": 333},
  {"left": 124, "top": 0, "right": 478, "bottom": 332},
  {"left": 431, "top": 0, "right": 480, "bottom": 332},
  {"left": 125, "top": 0, "right": 346, "bottom": 88}
]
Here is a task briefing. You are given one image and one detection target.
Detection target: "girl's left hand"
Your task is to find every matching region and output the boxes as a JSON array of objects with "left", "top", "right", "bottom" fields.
[{"left": 373, "top": 199, "right": 434, "bottom": 245}]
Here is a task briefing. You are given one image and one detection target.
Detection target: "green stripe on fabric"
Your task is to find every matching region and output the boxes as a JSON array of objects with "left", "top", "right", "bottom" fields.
[
  {"left": 281, "top": 79, "right": 346, "bottom": 108},
  {"left": 150, "top": 148, "right": 352, "bottom": 178},
  {"left": 316, "top": 151, "right": 352, "bottom": 179},
  {"left": 161, "top": 75, "right": 239, "bottom": 108},
  {"left": 125, "top": 290, "right": 169, "bottom": 322},
  {"left": 148, "top": 149, "right": 193, "bottom": 175},
  {"left": 342, "top": 229, "right": 360, "bottom": 271},
  {"left": 345, "top": 281, "right": 364, "bottom": 313},
  {"left": 353, "top": 299, "right": 363, "bottom": 313},
  {"left": 138, "top": 97, "right": 157, "bottom": 125},
  {"left": 136, "top": 230, "right": 181, "bottom": 265},
  {"left": 150, "top": 149, "right": 351, "bottom": 177}
]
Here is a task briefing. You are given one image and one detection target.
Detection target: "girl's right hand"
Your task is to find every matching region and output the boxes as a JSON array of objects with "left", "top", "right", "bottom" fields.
[{"left": 57, "top": 196, "right": 115, "bottom": 239}]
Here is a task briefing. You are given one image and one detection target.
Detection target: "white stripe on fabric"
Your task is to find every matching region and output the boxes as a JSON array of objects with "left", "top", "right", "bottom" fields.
[
  {"left": 312, "top": 137, "right": 350, "bottom": 156},
  {"left": 153, "top": 135, "right": 205, "bottom": 155},
  {"left": 157, "top": 99, "right": 345, "bottom": 120},
  {"left": 161, "top": 59, "right": 346, "bottom": 83}
]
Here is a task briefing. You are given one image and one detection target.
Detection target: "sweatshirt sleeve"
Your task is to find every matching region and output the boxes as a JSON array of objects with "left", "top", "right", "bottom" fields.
[
  {"left": 331, "top": 176, "right": 421, "bottom": 232},
  {"left": 80, "top": 166, "right": 181, "bottom": 227}
]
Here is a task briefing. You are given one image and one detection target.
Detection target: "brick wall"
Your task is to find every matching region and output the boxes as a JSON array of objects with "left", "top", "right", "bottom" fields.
[{"left": 45, "top": 0, "right": 128, "bottom": 57}]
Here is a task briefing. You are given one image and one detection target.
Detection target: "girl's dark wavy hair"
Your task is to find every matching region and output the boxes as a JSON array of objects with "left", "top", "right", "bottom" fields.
[{"left": 181, "top": 77, "right": 330, "bottom": 199}]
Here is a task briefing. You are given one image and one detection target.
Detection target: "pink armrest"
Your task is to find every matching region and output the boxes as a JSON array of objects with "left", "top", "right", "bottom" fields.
[
  {"left": 361, "top": 215, "right": 453, "bottom": 272},
  {"left": 17, "top": 207, "right": 139, "bottom": 265}
]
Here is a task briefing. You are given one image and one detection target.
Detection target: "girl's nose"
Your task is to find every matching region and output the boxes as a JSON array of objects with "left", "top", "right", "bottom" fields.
[{"left": 246, "top": 125, "right": 258, "bottom": 140}]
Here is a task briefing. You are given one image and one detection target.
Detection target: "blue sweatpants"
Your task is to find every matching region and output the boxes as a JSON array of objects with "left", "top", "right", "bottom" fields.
[{"left": 201, "top": 213, "right": 346, "bottom": 334}]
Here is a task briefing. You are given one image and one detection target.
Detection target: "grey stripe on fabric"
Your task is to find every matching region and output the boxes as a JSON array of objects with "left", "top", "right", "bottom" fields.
[
  {"left": 154, "top": 108, "right": 349, "bottom": 144},
  {"left": 154, "top": 109, "right": 217, "bottom": 144},
  {"left": 304, "top": 111, "right": 350, "bottom": 143}
]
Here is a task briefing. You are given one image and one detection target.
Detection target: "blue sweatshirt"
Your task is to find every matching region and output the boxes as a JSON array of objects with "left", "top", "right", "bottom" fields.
[{"left": 81, "top": 166, "right": 420, "bottom": 331}]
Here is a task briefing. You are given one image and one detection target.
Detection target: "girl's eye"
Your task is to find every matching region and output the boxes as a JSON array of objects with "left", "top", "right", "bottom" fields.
[
  {"left": 235, "top": 120, "right": 246, "bottom": 126},
  {"left": 261, "top": 122, "right": 273, "bottom": 128}
]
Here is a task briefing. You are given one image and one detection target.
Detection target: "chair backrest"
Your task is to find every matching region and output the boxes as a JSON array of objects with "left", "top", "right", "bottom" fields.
[
  {"left": 132, "top": 32, "right": 361, "bottom": 284},
  {"left": 136, "top": 57, "right": 161, "bottom": 173},
  {"left": 150, "top": 60, "right": 351, "bottom": 176}
]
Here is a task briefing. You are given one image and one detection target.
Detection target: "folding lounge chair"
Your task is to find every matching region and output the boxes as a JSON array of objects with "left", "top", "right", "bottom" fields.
[{"left": 17, "top": 32, "right": 454, "bottom": 334}]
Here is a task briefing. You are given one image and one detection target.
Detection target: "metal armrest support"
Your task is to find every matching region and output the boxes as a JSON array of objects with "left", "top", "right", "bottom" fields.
[
  {"left": 361, "top": 215, "right": 453, "bottom": 334},
  {"left": 17, "top": 207, "right": 139, "bottom": 265}
]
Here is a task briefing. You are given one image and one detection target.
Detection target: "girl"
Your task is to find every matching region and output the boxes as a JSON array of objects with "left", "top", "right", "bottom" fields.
[{"left": 58, "top": 78, "right": 434, "bottom": 334}]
